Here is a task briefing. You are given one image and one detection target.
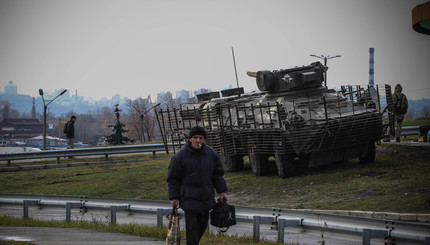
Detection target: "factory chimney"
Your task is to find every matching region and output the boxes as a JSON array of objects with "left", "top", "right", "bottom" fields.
[{"left": 369, "top": 48, "right": 374, "bottom": 86}]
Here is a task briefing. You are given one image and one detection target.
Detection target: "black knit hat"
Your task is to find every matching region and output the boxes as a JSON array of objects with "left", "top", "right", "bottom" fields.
[{"left": 189, "top": 126, "right": 206, "bottom": 139}]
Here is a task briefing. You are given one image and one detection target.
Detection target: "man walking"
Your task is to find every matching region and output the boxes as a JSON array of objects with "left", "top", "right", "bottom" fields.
[
  {"left": 166, "top": 126, "right": 228, "bottom": 245},
  {"left": 65, "top": 116, "right": 76, "bottom": 149}
]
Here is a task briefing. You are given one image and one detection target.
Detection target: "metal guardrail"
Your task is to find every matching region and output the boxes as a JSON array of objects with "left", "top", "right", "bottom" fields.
[
  {"left": 401, "top": 126, "right": 420, "bottom": 136},
  {"left": 1, "top": 125, "right": 427, "bottom": 167},
  {"left": 401, "top": 125, "right": 430, "bottom": 138},
  {"left": 0, "top": 143, "right": 182, "bottom": 166},
  {"left": 0, "top": 196, "right": 429, "bottom": 244}
]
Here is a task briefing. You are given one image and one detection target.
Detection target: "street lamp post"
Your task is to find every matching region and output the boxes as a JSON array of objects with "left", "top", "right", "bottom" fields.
[
  {"left": 310, "top": 54, "right": 341, "bottom": 88},
  {"left": 132, "top": 102, "right": 161, "bottom": 143},
  {"left": 39, "top": 89, "right": 67, "bottom": 150}
]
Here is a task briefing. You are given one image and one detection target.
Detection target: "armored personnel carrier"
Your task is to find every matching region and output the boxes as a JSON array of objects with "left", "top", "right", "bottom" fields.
[{"left": 155, "top": 62, "right": 393, "bottom": 178}]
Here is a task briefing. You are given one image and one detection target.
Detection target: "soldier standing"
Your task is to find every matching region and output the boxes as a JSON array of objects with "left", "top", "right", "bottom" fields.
[{"left": 392, "top": 84, "right": 408, "bottom": 142}]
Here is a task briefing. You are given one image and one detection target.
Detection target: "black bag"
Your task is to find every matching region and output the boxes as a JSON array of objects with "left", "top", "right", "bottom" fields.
[
  {"left": 210, "top": 198, "right": 236, "bottom": 232},
  {"left": 63, "top": 122, "right": 69, "bottom": 134},
  {"left": 394, "top": 94, "right": 408, "bottom": 114},
  {"left": 394, "top": 106, "right": 407, "bottom": 114}
]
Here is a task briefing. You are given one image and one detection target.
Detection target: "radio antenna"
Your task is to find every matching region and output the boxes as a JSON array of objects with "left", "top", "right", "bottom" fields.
[{"left": 231, "top": 47, "right": 240, "bottom": 93}]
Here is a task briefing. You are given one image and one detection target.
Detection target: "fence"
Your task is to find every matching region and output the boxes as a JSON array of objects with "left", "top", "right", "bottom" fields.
[
  {"left": 0, "top": 143, "right": 181, "bottom": 166},
  {"left": 1, "top": 196, "right": 429, "bottom": 244}
]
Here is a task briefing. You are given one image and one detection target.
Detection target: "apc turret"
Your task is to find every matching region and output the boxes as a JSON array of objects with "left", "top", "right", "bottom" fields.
[{"left": 251, "top": 62, "right": 326, "bottom": 93}]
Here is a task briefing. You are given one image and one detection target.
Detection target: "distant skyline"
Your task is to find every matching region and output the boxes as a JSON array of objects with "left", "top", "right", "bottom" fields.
[
  {"left": 1, "top": 0, "right": 429, "bottom": 101},
  {"left": 1, "top": 79, "right": 211, "bottom": 102}
]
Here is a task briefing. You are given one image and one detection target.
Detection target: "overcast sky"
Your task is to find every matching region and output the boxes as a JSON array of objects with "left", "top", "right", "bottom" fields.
[{"left": 0, "top": 0, "right": 429, "bottom": 101}]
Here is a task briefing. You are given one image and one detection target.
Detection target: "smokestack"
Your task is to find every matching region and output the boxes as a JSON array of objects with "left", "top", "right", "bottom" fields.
[{"left": 369, "top": 48, "right": 374, "bottom": 86}]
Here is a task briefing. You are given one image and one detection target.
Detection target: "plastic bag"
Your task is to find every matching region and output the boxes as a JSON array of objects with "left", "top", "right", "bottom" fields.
[{"left": 166, "top": 207, "right": 181, "bottom": 245}]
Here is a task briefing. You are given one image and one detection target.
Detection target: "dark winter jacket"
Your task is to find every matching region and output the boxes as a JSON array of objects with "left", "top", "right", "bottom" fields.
[
  {"left": 65, "top": 120, "right": 75, "bottom": 139},
  {"left": 166, "top": 141, "right": 227, "bottom": 213}
]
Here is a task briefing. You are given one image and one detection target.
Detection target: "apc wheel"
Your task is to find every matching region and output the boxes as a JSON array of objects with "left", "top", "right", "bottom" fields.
[
  {"left": 359, "top": 142, "right": 376, "bottom": 163},
  {"left": 220, "top": 153, "right": 244, "bottom": 172},
  {"left": 274, "top": 150, "right": 295, "bottom": 178},
  {"left": 248, "top": 148, "right": 268, "bottom": 176}
]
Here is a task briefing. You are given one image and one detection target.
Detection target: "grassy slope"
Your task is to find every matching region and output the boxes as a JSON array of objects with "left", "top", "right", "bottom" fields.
[
  {"left": 1, "top": 144, "right": 429, "bottom": 214},
  {"left": 402, "top": 117, "right": 430, "bottom": 126}
]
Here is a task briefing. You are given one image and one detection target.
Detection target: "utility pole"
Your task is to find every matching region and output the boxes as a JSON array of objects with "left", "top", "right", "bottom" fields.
[{"left": 39, "top": 89, "right": 67, "bottom": 150}]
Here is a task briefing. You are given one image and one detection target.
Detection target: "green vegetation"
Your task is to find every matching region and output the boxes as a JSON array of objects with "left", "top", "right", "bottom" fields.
[
  {"left": 1, "top": 145, "right": 429, "bottom": 213},
  {"left": 0, "top": 215, "right": 280, "bottom": 245},
  {"left": 403, "top": 117, "right": 430, "bottom": 126},
  {"left": 1, "top": 133, "right": 429, "bottom": 243}
]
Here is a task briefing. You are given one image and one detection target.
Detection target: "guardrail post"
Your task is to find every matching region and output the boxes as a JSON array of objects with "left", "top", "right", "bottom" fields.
[
  {"left": 105, "top": 154, "right": 108, "bottom": 161},
  {"left": 7, "top": 160, "right": 11, "bottom": 166},
  {"left": 110, "top": 205, "right": 129, "bottom": 224},
  {"left": 111, "top": 206, "right": 118, "bottom": 224},
  {"left": 363, "top": 228, "right": 388, "bottom": 245},
  {"left": 23, "top": 200, "right": 39, "bottom": 219},
  {"left": 277, "top": 218, "right": 285, "bottom": 243},
  {"left": 66, "top": 202, "right": 83, "bottom": 222},
  {"left": 253, "top": 216, "right": 260, "bottom": 241},
  {"left": 157, "top": 208, "right": 163, "bottom": 227},
  {"left": 157, "top": 208, "right": 175, "bottom": 228},
  {"left": 252, "top": 215, "right": 274, "bottom": 241},
  {"left": 157, "top": 208, "right": 172, "bottom": 227},
  {"left": 23, "top": 200, "right": 29, "bottom": 219},
  {"left": 66, "top": 202, "right": 72, "bottom": 222},
  {"left": 56, "top": 157, "right": 60, "bottom": 164},
  {"left": 277, "top": 218, "right": 303, "bottom": 244}
]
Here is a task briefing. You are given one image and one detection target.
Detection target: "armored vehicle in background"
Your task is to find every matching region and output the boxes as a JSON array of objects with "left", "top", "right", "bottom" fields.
[{"left": 155, "top": 62, "right": 393, "bottom": 178}]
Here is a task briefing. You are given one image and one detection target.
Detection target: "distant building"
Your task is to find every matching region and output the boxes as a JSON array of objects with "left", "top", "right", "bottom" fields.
[
  {"left": 5, "top": 80, "right": 17, "bottom": 95},
  {"left": 73, "top": 90, "right": 85, "bottom": 104},
  {"left": 156, "top": 91, "right": 169, "bottom": 103},
  {"left": 31, "top": 97, "right": 36, "bottom": 118},
  {"left": 0, "top": 118, "right": 43, "bottom": 143},
  {"left": 27, "top": 135, "right": 67, "bottom": 148},
  {"left": 176, "top": 89, "right": 190, "bottom": 103},
  {"left": 0, "top": 91, "right": 35, "bottom": 114}
]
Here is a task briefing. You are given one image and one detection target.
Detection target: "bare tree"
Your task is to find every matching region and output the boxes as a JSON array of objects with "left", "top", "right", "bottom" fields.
[
  {"left": 0, "top": 104, "right": 10, "bottom": 120},
  {"left": 125, "top": 99, "right": 140, "bottom": 142},
  {"left": 158, "top": 91, "right": 178, "bottom": 109},
  {"left": 126, "top": 97, "right": 157, "bottom": 142},
  {"left": 0, "top": 103, "right": 18, "bottom": 120},
  {"left": 404, "top": 108, "right": 415, "bottom": 120},
  {"left": 196, "top": 88, "right": 211, "bottom": 94},
  {"left": 419, "top": 106, "right": 430, "bottom": 118}
]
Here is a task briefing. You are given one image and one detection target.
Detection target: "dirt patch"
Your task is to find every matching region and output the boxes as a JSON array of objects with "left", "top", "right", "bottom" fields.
[
  {"left": 377, "top": 143, "right": 430, "bottom": 160},
  {"left": 360, "top": 171, "right": 387, "bottom": 177}
]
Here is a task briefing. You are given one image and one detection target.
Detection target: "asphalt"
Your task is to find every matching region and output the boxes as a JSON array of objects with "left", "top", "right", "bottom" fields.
[{"left": 0, "top": 226, "right": 166, "bottom": 245}]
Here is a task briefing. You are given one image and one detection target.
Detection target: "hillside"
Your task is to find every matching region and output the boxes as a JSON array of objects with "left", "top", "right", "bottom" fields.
[{"left": 1, "top": 142, "right": 429, "bottom": 214}]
